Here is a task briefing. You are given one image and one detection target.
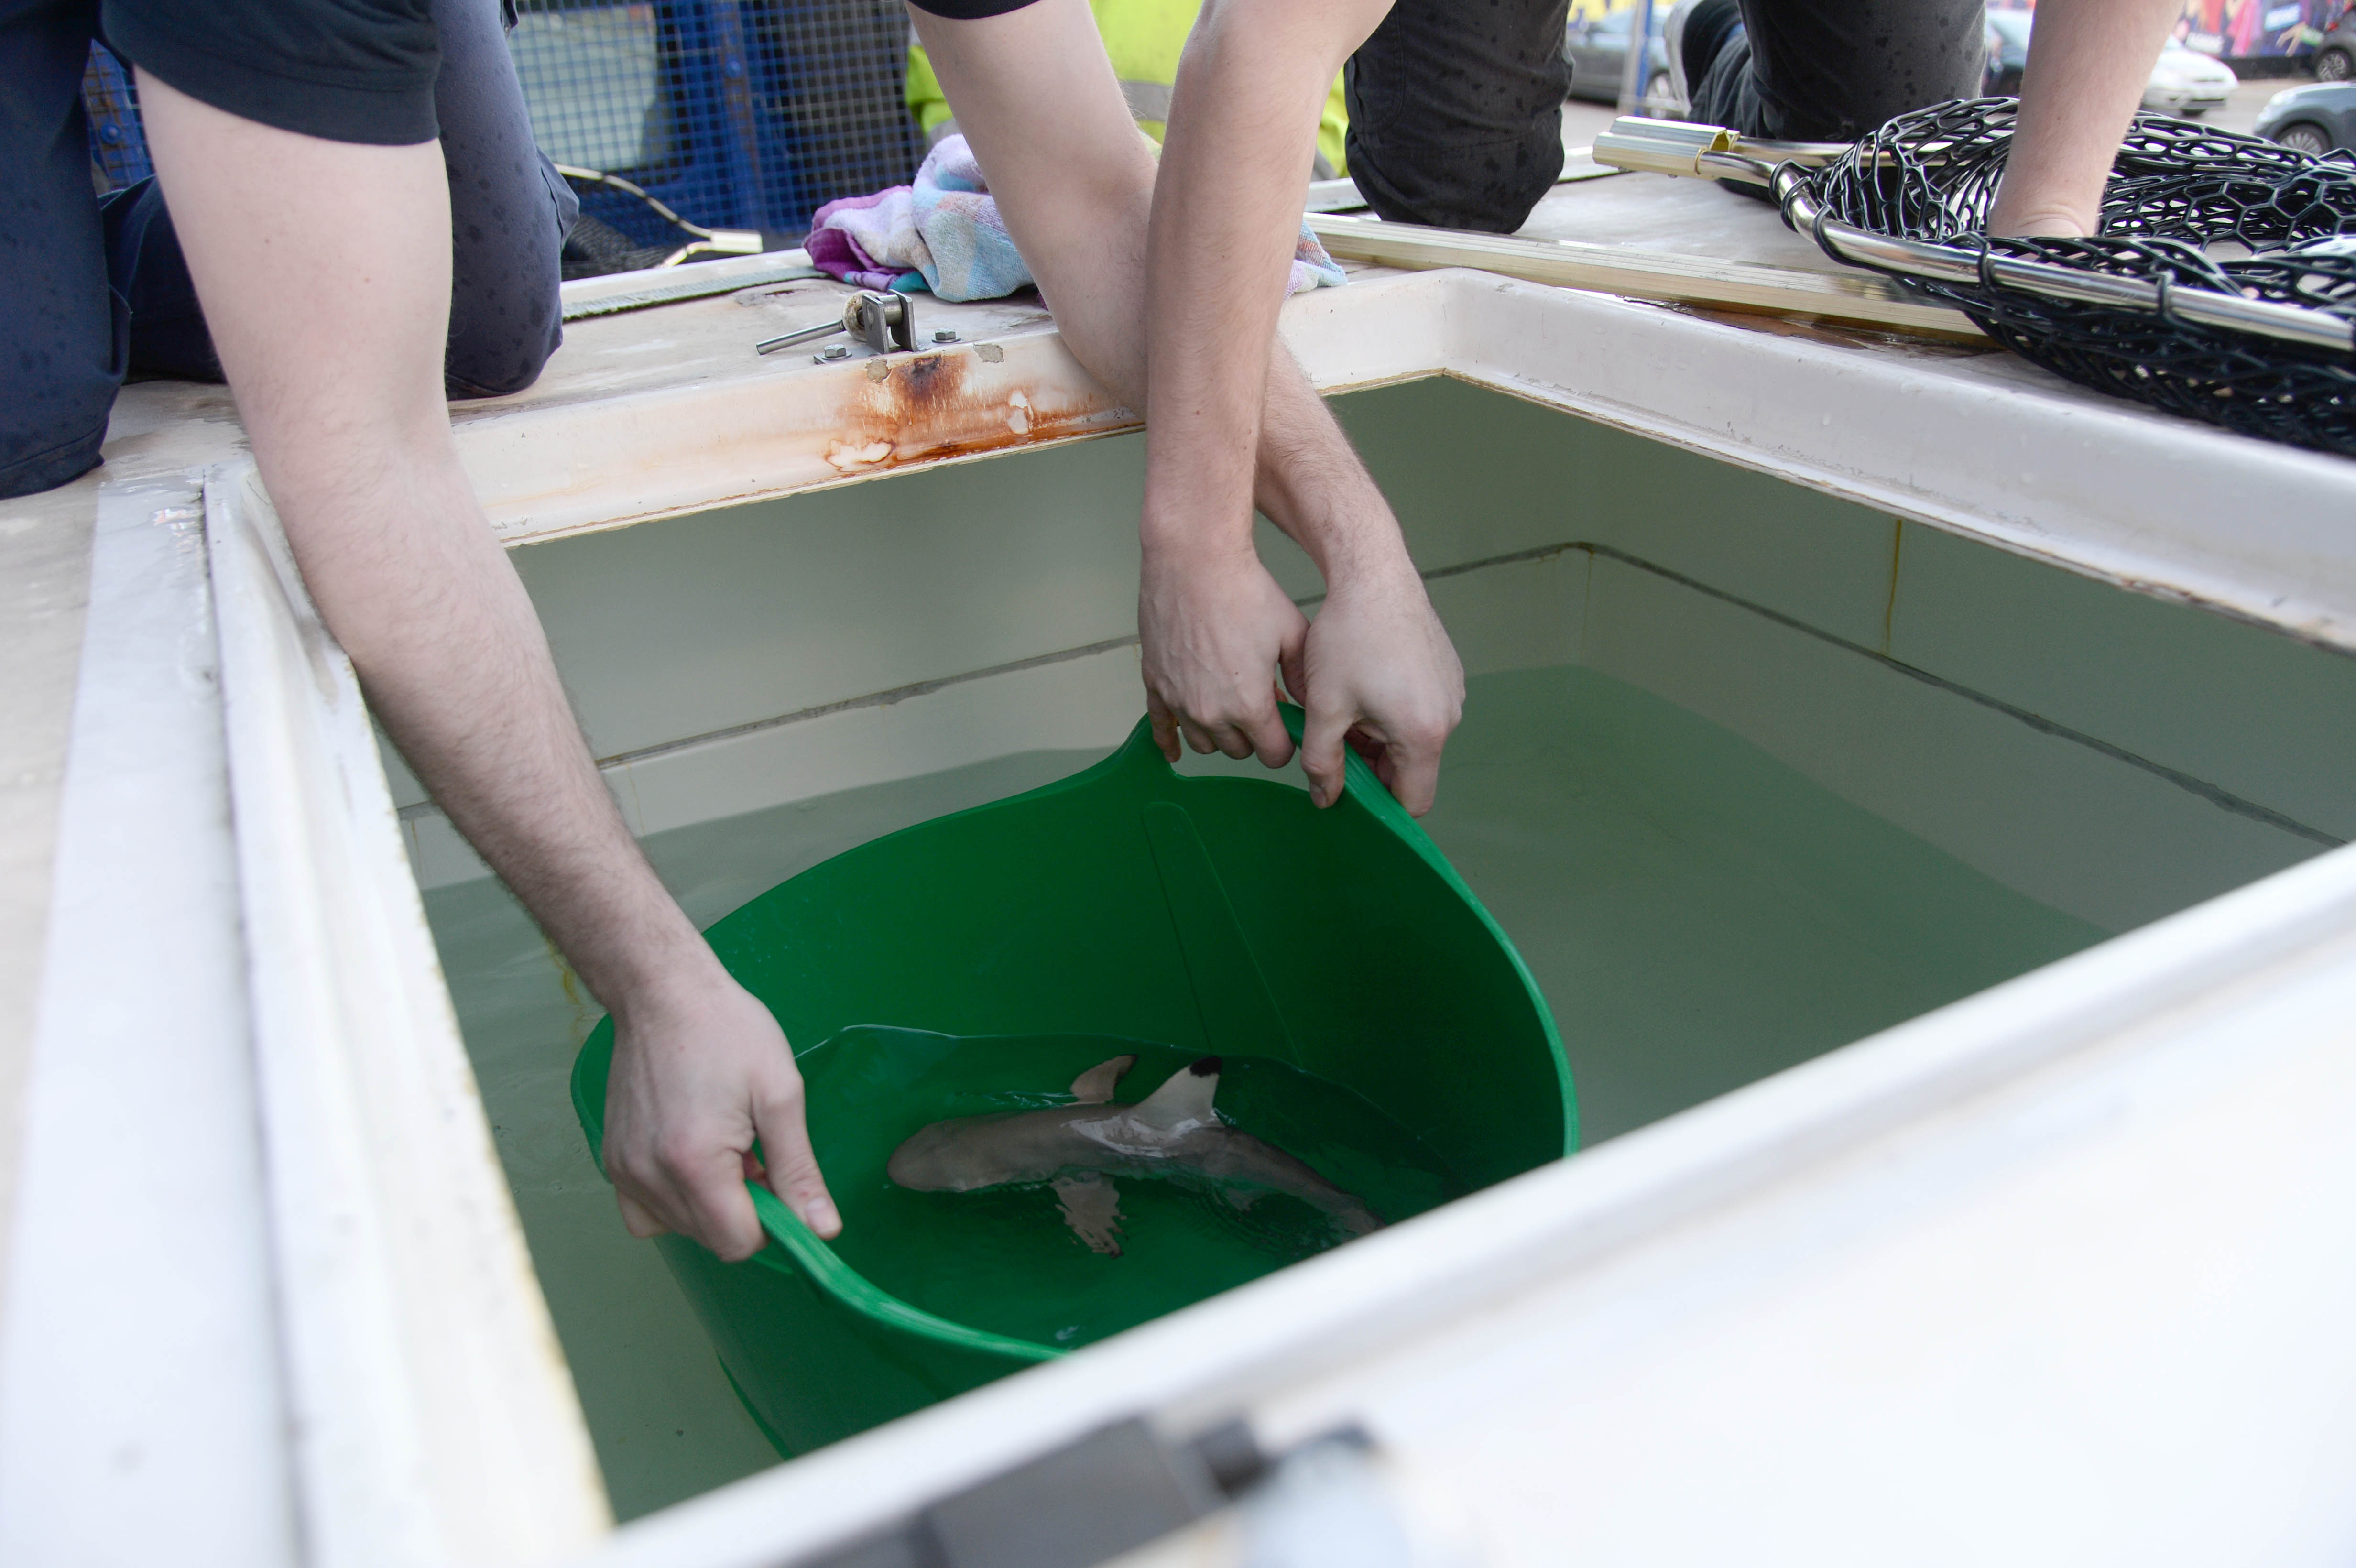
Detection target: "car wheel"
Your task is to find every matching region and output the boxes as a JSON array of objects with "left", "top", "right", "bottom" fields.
[
  {"left": 1641, "top": 69, "right": 1680, "bottom": 118},
  {"left": 2316, "top": 45, "right": 2354, "bottom": 82},
  {"left": 2278, "top": 120, "right": 2334, "bottom": 154}
]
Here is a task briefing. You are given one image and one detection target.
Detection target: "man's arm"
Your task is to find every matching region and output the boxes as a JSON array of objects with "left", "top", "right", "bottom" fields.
[
  {"left": 137, "top": 76, "right": 839, "bottom": 1261},
  {"left": 1138, "top": 0, "right": 1464, "bottom": 811},
  {"left": 911, "top": 0, "right": 1462, "bottom": 814},
  {"left": 1987, "top": 0, "right": 2182, "bottom": 236}
]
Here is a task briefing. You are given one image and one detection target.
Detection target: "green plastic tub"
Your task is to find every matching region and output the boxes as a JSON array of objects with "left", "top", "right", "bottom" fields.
[{"left": 572, "top": 712, "right": 1573, "bottom": 1457}]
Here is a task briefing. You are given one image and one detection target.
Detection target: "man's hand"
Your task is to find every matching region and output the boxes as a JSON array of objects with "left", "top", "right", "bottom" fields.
[
  {"left": 1290, "top": 561, "right": 1463, "bottom": 817},
  {"left": 1140, "top": 539, "right": 1310, "bottom": 767},
  {"left": 600, "top": 965, "right": 841, "bottom": 1263}
]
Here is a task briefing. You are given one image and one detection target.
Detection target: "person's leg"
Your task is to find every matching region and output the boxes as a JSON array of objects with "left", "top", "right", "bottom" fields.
[
  {"left": 92, "top": 0, "right": 574, "bottom": 400},
  {"left": 101, "top": 174, "right": 221, "bottom": 380},
  {"left": 1674, "top": 0, "right": 1770, "bottom": 135},
  {"left": 432, "top": 0, "right": 575, "bottom": 398},
  {"left": 1341, "top": 0, "right": 1570, "bottom": 232},
  {"left": 0, "top": 0, "right": 121, "bottom": 499},
  {"left": 1695, "top": 0, "right": 1987, "bottom": 142}
]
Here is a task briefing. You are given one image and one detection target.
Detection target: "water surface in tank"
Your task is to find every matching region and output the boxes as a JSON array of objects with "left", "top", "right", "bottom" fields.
[
  {"left": 425, "top": 658, "right": 2105, "bottom": 1518},
  {"left": 414, "top": 375, "right": 2353, "bottom": 1519}
]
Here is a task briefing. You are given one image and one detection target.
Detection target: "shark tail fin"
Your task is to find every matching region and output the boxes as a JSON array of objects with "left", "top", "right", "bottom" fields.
[
  {"left": 1068, "top": 1055, "right": 1137, "bottom": 1104},
  {"left": 1133, "top": 1055, "right": 1222, "bottom": 1130}
]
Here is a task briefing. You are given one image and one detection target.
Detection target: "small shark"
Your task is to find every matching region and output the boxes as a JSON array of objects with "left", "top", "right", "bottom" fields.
[{"left": 886, "top": 1055, "right": 1384, "bottom": 1256}]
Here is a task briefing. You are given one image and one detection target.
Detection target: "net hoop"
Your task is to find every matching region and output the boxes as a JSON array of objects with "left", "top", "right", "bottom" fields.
[{"left": 1771, "top": 100, "right": 2356, "bottom": 456}]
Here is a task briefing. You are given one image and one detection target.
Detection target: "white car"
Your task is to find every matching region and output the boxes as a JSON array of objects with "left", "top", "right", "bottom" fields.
[{"left": 2142, "top": 41, "right": 2239, "bottom": 115}]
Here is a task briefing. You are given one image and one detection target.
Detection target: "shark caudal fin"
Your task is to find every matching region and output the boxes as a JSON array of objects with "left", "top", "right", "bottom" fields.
[
  {"left": 1132, "top": 1056, "right": 1222, "bottom": 1131},
  {"left": 1068, "top": 1055, "right": 1137, "bottom": 1104}
]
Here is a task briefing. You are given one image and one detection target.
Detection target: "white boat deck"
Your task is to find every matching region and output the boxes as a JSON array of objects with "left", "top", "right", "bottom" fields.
[{"left": 4, "top": 166, "right": 2355, "bottom": 1568}]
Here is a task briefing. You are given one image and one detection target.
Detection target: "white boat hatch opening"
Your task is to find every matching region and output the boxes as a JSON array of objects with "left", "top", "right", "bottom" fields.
[
  {"left": 7, "top": 256, "right": 2356, "bottom": 1568},
  {"left": 407, "top": 359, "right": 2356, "bottom": 1531}
]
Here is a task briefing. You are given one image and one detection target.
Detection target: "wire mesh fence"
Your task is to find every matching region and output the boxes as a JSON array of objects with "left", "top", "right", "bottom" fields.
[{"left": 511, "top": 0, "right": 920, "bottom": 251}]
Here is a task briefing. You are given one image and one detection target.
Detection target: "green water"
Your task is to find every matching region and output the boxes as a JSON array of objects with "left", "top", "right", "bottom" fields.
[
  {"left": 1423, "top": 667, "right": 2108, "bottom": 1143},
  {"left": 803, "top": 1028, "right": 1460, "bottom": 1350},
  {"left": 422, "top": 661, "right": 2105, "bottom": 1517}
]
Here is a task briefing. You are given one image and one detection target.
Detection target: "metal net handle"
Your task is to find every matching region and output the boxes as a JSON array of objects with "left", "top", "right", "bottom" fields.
[{"left": 1591, "top": 117, "right": 2356, "bottom": 357}]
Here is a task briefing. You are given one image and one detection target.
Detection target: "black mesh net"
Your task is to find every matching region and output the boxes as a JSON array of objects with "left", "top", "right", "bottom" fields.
[{"left": 1788, "top": 99, "right": 2356, "bottom": 456}]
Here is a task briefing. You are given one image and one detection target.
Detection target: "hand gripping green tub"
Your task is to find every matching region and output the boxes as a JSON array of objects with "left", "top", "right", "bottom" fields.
[{"left": 572, "top": 710, "right": 1574, "bottom": 1458}]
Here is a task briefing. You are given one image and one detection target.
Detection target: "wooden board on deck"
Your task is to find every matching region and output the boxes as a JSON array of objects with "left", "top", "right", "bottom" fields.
[{"left": 1308, "top": 212, "right": 1986, "bottom": 343}]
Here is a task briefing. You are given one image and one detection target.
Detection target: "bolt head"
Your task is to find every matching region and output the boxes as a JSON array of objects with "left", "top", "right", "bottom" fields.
[{"left": 933, "top": 328, "right": 960, "bottom": 343}]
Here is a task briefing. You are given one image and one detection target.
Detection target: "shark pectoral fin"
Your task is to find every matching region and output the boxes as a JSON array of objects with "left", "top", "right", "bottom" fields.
[
  {"left": 1068, "top": 1055, "right": 1138, "bottom": 1105},
  {"left": 1052, "top": 1171, "right": 1125, "bottom": 1257},
  {"left": 1132, "top": 1055, "right": 1222, "bottom": 1132}
]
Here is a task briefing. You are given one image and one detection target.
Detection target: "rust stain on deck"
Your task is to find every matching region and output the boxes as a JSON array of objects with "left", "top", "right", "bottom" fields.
[{"left": 818, "top": 348, "right": 1133, "bottom": 476}]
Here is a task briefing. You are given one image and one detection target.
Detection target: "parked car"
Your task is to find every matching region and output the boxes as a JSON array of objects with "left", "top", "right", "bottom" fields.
[
  {"left": 1984, "top": 9, "right": 2030, "bottom": 93},
  {"left": 2313, "top": 8, "right": 2354, "bottom": 83},
  {"left": 1564, "top": 6, "right": 1678, "bottom": 116},
  {"left": 1983, "top": 8, "right": 2237, "bottom": 114},
  {"left": 2143, "top": 41, "right": 2240, "bottom": 114},
  {"left": 2254, "top": 79, "right": 2356, "bottom": 152}
]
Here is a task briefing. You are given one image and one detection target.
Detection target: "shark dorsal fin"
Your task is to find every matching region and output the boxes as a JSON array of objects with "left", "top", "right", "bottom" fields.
[
  {"left": 1069, "top": 1055, "right": 1137, "bottom": 1104},
  {"left": 1132, "top": 1056, "right": 1222, "bottom": 1130}
]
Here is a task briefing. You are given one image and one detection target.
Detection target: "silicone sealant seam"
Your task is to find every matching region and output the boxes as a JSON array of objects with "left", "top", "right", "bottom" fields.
[
  {"left": 1429, "top": 538, "right": 2345, "bottom": 849},
  {"left": 395, "top": 539, "right": 2339, "bottom": 848},
  {"left": 394, "top": 632, "right": 1143, "bottom": 823}
]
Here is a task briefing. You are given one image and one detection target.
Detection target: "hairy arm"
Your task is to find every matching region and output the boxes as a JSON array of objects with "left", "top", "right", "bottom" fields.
[
  {"left": 1987, "top": 0, "right": 2183, "bottom": 236},
  {"left": 1144, "top": 0, "right": 1459, "bottom": 810},
  {"left": 913, "top": 0, "right": 1461, "bottom": 813},
  {"left": 137, "top": 77, "right": 837, "bottom": 1262}
]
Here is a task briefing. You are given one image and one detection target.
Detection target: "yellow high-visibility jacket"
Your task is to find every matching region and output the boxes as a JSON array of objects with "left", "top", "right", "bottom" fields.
[{"left": 906, "top": 0, "right": 1351, "bottom": 179}]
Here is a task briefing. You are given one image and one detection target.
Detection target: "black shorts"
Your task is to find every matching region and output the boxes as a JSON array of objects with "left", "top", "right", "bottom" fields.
[
  {"left": 103, "top": 0, "right": 442, "bottom": 145},
  {"left": 904, "top": 0, "right": 1039, "bottom": 17},
  {"left": 1689, "top": 0, "right": 1987, "bottom": 143}
]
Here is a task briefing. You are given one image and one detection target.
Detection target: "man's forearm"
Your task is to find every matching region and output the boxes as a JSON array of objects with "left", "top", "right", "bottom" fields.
[
  {"left": 1249, "top": 365, "right": 1416, "bottom": 580},
  {"left": 914, "top": 0, "right": 1400, "bottom": 577},
  {"left": 325, "top": 459, "right": 717, "bottom": 1018},
  {"left": 910, "top": 0, "right": 1458, "bottom": 805},
  {"left": 1141, "top": 0, "right": 1382, "bottom": 565},
  {"left": 1987, "top": 0, "right": 2181, "bottom": 236}
]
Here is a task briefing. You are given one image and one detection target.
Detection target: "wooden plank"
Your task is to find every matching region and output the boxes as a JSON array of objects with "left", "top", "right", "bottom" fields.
[{"left": 1307, "top": 213, "right": 1987, "bottom": 342}]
